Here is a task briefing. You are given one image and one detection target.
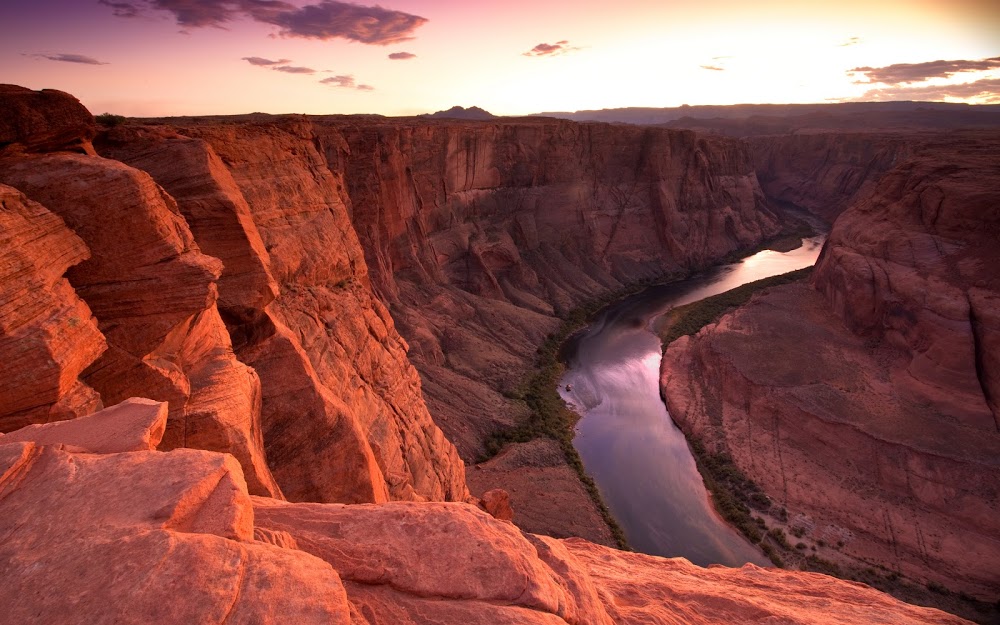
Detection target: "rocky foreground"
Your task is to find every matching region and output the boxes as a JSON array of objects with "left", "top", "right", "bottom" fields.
[
  {"left": 0, "top": 84, "right": 978, "bottom": 622},
  {"left": 0, "top": 399, "right": 969, "bottom": 624},
  {"left": 661, "top": 132, "right": 1000, "bottom": 603}
]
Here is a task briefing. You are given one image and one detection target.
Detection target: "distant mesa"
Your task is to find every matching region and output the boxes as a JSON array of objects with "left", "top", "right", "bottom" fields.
[{"left": 422, "top": 106, "right": 496, "bottom": 120}]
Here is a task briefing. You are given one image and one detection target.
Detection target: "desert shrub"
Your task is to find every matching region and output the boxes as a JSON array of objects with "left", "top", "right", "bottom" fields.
[{"left": 95, "top": 113, "right": 127, "bottom": 127}]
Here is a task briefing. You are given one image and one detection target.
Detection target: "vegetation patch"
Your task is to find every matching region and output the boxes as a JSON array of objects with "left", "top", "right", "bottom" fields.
[
  {"left": 657, "top": 266, "right": 813, "bottom": 346},
  {"left": 95, "top": 113, "right": 128, "bottom": 127}
]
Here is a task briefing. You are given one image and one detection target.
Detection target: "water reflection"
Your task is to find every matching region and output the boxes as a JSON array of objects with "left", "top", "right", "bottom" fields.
[{"left": 560, "top": 235, "right": 826, "bottom": 567}]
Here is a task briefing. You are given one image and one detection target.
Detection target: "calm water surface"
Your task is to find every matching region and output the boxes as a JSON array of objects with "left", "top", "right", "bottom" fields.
[{"left": 559, "top": 235, "right": 826, "bottom": 566}]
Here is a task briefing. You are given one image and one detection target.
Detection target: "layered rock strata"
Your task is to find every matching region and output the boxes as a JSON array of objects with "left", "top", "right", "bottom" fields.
[{"left": 661, "top": 133, "right": 1000, "bottom": 599}]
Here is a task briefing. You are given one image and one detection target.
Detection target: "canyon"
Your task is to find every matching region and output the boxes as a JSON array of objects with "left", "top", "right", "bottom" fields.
[
  {"left": 661, "top": 131, "right": 1000, "bottom": 604},
  {"left": 0, "top": 83, "right": 994, "bottom": 623}
]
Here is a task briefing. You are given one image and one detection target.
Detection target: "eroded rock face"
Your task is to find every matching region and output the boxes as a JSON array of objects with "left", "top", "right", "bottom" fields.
[
  {"left": 0, "top": 152, "right": 281, "bottom": 498},
  {"left": 0, "top": 405, "right": 351, "bottom": 625},
  {"left": 751, "top": 133, "right": 911, "bottom": 223},
  {"left": 335, "top": 120, "right": 781, "bottom": 459},
  {"left": 813, "top": 133, "right": 1000, "bottom": 430},
  {"left": 99, "top": 120, "right": 469, "bottom": 505},
  {"left": 0, "top": 397, "right": 167, "bottom": 453},
  {"left": 3, "top": 403, "right": 965, "bottom": 624},
  {"left": 0, "top": 183, "right": 105, "bottom": 430},
  {"left": 660, "top": 133, "right": 1000, "bottom": 599},
  {"left": 0, "top": 84, "right": 97, "bottom": 154}
]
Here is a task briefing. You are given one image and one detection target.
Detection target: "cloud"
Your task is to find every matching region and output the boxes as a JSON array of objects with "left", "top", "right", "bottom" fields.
[
  {"left": 320, "top": 74, "right": 372, "bottom": 90},
  {"left": 523, "top": 40, "right": 579, "bottom": 57},
  {"left": 98, "top": 0, "right": 140, "bottom": 18},
  {"left": 850, "top": 56, "right": 1000, "bottom": 84},
  {"left": 273, "top": 65, "right": 315, "bottom": 74},
  {"left": 388, "top": 51, "right": 416, "bottom": 60},
  {"left": 27, "top": 53, "right": 109, "bottom": 65},
  {"left": 839, "top": 37, "right": 861, "bottom": 47},
  {"left": 850, "top": 77, "right": 1000, "bottom": 103},
  {"left": 109, "top": 1, "right": 428, "bottom": 45},
  {"left": 700, "top": 65, "right": 724, "bottom": 71},
  {"left": 242, "top": 56, "right": 291, "bottom": 65}
]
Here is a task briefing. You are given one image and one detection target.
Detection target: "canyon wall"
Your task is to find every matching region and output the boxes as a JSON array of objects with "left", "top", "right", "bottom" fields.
[
  {"left": 332, "top": 119, "right": 781, "bottom": 458},
  {"left": 750, "top": 133, "right": 912, "bottom": 223},
  {"left": 661, "top": 132, "right": 1000, "bottom": 600},
  {"left": 0, "top": 86, "right": 467, "bottom": 505}
]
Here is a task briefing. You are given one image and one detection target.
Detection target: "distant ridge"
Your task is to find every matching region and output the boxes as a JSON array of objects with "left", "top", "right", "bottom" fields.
[
  {"left": 422, "top": 105, "right": 496, "bottom": 120},
  {"left": 533, "top": 101, "right": 1000, "bottom": 126}
]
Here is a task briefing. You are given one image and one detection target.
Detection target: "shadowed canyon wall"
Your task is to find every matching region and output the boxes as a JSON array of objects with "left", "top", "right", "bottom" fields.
[{"left": 661, "top": 132, "right": 1000, "bottom": 600}]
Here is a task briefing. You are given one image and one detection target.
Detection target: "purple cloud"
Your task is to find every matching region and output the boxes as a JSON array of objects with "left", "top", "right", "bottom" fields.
[
  {"left": 850, "top": 56, "right": 1000, "bottom": 85},
  {"left": 242, "top": 56, "right": 291, "bottom": 66},
  {"left": 27, "top": 53, "right": 109, "bottom": 65},
  {"left": 108, "top": 1, "right": 428, "bottom": 45},
  {"left": 850, "top": 77, "right": 1000, "bottom": 103},
  {"left": 388, "top": 51, "right": 416, "bottom": 60},
  {"left": 320, "top": 74, "right": 373, "bottom": 90},
  {"left": 523, "top": 40, "right": 579, "bottom": 57},
  {"left": 273, "top": 65, "right": 315, "bottom": 74}
]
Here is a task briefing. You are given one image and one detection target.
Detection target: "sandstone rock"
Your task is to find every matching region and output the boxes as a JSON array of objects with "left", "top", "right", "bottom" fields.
[
  {"left": 0, "top": 183, "right": 105, "bottom": 430},
  {"left": 661, "top": 132, "right": 1000, "bottom": 601},
  {"left": 0, "top": 441, "right": 351, "bottom": 625},
  {"left": 0, "top": 153, "right": 281, "bottom": 498},
  {"left": 155, "top": 120, "right": 469, "bottom": 504},
  {"left": 96, "top": 126, "right": 278, "bottom": 316},
  {"left": 813, "top": 132, "right": 1000, "bottom": 430},
  {"left": 253, "top": 496, "right": 615, "bottom": 625},
  {"left": 479, "top": 487, "right": 514, "bottom": 521},
  {"left": 466, "top": 438, "right": 618, "bottom": 547},
  {"left": 565, "top": 538, "right": 969, "bottom": 624},
  {"left": 0, "top": 84, "right": 97, "bottom": 154},
  {"left": 751, "top": 133, "right": 911, "bottom": 222},
  {"left": 0, "top": 397, "right": 166, "bottom": 452}
]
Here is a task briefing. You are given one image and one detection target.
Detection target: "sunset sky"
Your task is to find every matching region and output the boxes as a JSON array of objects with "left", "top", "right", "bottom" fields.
[{"left": 1, "top": 0, "right": 998, "bottom": 117}]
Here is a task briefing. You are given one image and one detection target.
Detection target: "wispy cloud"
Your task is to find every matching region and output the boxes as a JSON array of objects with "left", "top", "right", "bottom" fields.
[
  {"left": 850, "top": 56, "right": 1000, "bottom": 84},
  {"left": 242, "top": 56, "right": 291, "bottom": 66},
  {"left": 700, "top": 65, "right": 724, "bottom": 71},
  {"left": 388, "top": 51, "right": 416, "bottom": 60},
  {"left": 839, "top": 36, "right": 861, "bottom": 47},
  {"left": 105, "top": 0, "right": 428, "bottom": 45},
  {"left": 320, "top": 74, "right": 373, "bottom": 90},
  {"left": 850, "top": 77, "right": 1000, "bottom": 103},
  {"left": 273, "top": 65, "right": 315, "bottom": 74},
  {"left": 523, "top": 40, "right": 580, "bottom": 57},
  {"left": 26, "top": 53, "right": 109, "bottom": 65}
]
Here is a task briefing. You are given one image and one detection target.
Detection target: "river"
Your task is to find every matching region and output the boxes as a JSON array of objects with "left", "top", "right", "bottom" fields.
[{"left": 559, "top": 234, "right": 826, "bottom": 567}]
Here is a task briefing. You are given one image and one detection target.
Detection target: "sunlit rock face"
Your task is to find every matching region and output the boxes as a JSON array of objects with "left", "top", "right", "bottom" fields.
[
  {"left": 0, "top": 397, "right": 970, "bottom": 625},
  {"left": 662, "top": 131, "right": 1000, "bottom": 600}
]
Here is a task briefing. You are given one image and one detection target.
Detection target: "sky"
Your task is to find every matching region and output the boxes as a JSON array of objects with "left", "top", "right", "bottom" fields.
[{"left": 1, "top": 0, "right": 998, "bottom": 117}]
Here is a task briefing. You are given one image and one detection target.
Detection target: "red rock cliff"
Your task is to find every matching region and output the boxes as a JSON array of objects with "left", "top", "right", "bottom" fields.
[{"left": 661, "top": 132, "right": 1000, "bottom": 601}]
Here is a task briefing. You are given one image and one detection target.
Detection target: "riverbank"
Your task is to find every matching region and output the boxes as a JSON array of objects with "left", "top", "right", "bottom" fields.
[{"left": 659, "top": 277, "right": 1000, "bottom": 624}]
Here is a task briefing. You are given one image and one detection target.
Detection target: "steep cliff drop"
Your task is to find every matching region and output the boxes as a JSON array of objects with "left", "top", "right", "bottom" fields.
[{"left": 661, "top": 132, "right": 1000, "bottom": 608}]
